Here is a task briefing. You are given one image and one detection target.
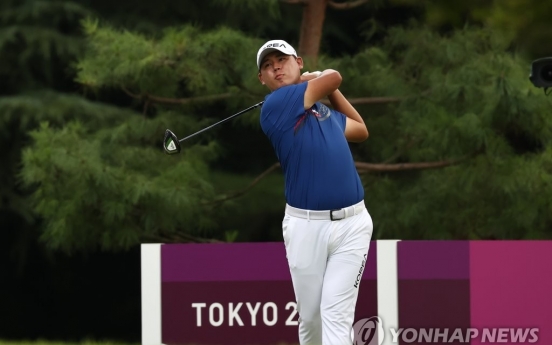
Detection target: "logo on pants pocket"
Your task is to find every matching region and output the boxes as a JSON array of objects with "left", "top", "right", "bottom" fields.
[{"left": 353, "top": 316, "right": 384, "bottom": 345}]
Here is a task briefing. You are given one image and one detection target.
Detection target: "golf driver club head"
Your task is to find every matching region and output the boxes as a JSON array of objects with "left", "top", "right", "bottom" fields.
[{"left": 163, "top": 129, "right": 181, "bottom": 155}]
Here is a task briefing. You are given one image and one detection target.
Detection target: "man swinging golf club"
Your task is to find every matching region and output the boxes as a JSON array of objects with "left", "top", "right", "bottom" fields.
[{"left": 257, "top": 40, "right": 374, "bottom": 345}]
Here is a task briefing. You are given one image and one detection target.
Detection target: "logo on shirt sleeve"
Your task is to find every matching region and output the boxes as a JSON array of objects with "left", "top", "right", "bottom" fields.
[
  {"left": 316, "top": 103, "right": 331, "bottom": 121},
  {"left": 293, "top": 103, "right": 331, "bottom": 134}
]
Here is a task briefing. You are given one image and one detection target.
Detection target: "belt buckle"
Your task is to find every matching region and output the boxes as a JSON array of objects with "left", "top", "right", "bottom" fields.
[{"left": 330, "top": 209, "right": 342, "bottom": 221}]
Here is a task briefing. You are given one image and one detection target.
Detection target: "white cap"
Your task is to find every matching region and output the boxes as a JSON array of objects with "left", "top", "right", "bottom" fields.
[{"left": 256, "top": 40, "right": 297, "bottom": 69}]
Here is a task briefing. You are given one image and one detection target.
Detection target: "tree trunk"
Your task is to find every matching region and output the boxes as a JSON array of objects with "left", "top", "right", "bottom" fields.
[{"left": 298, "top": 0, "right": 328, "bottom": 68}]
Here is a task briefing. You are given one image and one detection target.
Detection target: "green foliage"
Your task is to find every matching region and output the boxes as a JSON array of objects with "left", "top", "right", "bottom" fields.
[
  {"left": 208, "top": 171, "right": 286, "bottom": 242},
  {"left": 390, "top": 0, "right": 552, "bottom": 57},
  {"left": 0, "top": 0, "right": 94, "bottom": 258},
  {"left": 5, "top": 1, "right": 552, "bottom": 254},
  {"left": 0, "top": 0, "right": 91, "bottom": 91},
  {"left": 322, "top": 26, "right": 552, "bottom": 240},
  {"left": 17, "top": 23, "right": 273, "bottom": 252},
  {"left": 17, "top": 92, "right": 224, "bottom": 252},
  {"left": 21, "top": 21, "right": 552, "bottom": 249},
  {"left": 213, "top": 0, "right": 281, "bottom": 20},
  {"left": 76, "top": 19, "right": 265, "bottom": 100}
]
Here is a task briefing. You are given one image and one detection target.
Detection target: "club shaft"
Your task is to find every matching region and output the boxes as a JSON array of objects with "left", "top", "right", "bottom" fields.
[{"left": 178, "top": 101, "right": 265, "bottom": 143}]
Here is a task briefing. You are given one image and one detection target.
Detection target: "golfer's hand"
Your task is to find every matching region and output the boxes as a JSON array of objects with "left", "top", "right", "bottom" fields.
[{"left": 300, "top": 71, "right": 322, "bottom": 82}]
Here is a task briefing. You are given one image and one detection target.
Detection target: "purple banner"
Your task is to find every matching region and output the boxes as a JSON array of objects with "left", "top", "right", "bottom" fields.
[
  {"left": 162, "top": 242, "right": 377, "bottom": 282},
  {"left": 162, "top": 243, "right": 291, "bottom": 282},
  {"left": 160, "top": 241, "right": 378, "bottom": 344},
  {"left": 146, "top": 240, "right": 552, "bottom": 345},
  {"left": 398, "top": 241, "right": 470, "bottom": 280},
  {"left": 470, "top": 241, "right": 552, "bottom": 345},
  {"left": 398, "top": 241, "right": 471, "bottom": 344}
]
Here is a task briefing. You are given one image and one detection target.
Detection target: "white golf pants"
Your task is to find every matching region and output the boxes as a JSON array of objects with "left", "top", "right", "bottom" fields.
[{"left": 282, "top": 201, "right": 373, "bottom": 345}]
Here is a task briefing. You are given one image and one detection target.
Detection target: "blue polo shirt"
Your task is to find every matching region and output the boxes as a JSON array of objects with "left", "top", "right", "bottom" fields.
[{"left": 260, "top": 82, "right": 364, "bottom": 210}]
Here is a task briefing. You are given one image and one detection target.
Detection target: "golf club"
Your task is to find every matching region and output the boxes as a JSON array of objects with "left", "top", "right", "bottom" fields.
[{"left": 163, "top": 101, "right": 264, "bottom": 154}]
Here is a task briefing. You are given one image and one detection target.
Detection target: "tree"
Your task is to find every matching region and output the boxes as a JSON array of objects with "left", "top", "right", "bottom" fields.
[
  {"left": 295, "top": 0, "right": 371, "bottom": 65},
  {"left": 330, "top": 25, "right": 552, "bottom": 240},
  {"left": 19, "top": 21, "right": 276, "bottom": 252},
  {"left": 391, "top": 0, "right": 552, "bottom": 58},
  {"left": 22, "top": 17, "right": 552, "bottom": 251},
  {"left": 0, "top": 0, "right": 93, "bottom": 258},
  {"left": 11, "top": 0, "right": 552, "bottom": 254},
  {"left": 217, "top": 0, "right": 383, "bottom": 67},
  {"left": 1, "top": 0, "right": 302, "bottom": 254}
]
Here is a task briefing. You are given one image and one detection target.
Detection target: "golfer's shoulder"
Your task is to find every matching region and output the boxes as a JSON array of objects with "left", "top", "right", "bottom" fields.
[{"left": 265, "top": 83, "right": 307, "bottom": 107}]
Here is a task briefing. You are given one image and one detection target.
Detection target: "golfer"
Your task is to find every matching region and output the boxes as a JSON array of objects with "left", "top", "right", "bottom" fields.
[{"left": 256, "top": 39, "right": 374, "bottom": 345}]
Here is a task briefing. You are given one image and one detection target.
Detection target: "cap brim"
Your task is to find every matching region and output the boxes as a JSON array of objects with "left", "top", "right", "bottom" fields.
[
  {"left": 258, "top": 48, "right": 279, "bottom": 69},
  {"left": 257, "top": 48, "right": 296, "bottom": 69}
]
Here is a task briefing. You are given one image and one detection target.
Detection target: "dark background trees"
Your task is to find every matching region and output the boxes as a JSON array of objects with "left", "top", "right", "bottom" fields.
[{"left": 1, "top": 0, "right": 551, "bottom": 342}]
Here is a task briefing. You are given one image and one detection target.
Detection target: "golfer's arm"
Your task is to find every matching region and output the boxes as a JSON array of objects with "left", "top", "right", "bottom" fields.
[
  {"left": 304, "top": 69, "right": 342, "bottom": 109},
  {"left": 328, "top": 90, "right": 369, "bottom": 142}
]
